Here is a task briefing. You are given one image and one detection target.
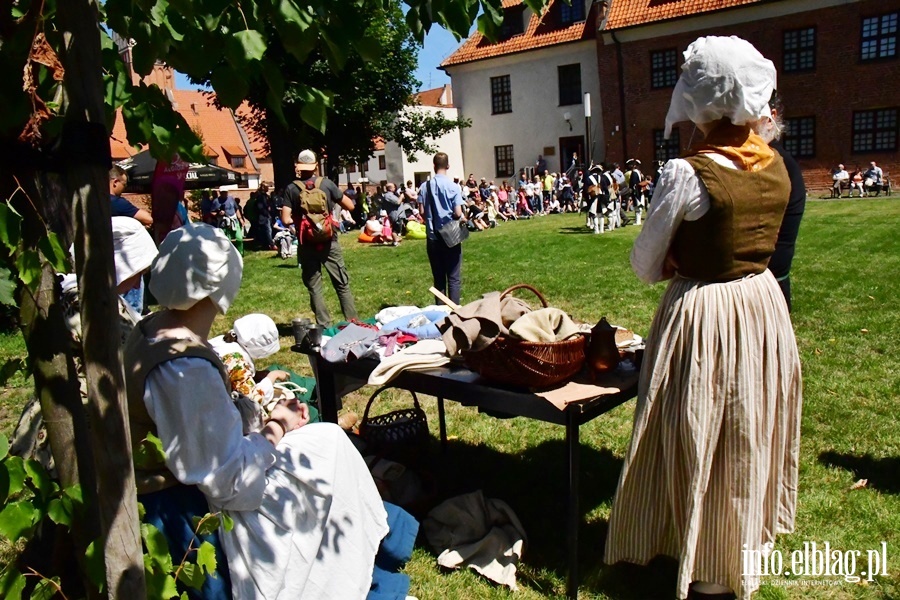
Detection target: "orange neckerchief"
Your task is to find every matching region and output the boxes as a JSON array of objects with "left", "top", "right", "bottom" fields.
[{"left": 685, "top": 119, "right": 775, "bottom": 172}]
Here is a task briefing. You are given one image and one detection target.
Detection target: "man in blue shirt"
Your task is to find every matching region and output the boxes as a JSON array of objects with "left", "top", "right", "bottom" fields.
[
  {"left": 420, "top": 152, "right": 467, "bottom": 304},
  {"left": 109, "top": 166, "right": 152, "bottom": 226}
]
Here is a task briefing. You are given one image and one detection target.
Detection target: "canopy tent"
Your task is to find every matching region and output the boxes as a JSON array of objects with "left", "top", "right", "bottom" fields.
[{"left": 117, "top": 150, "right": 243, "bottom": 191}]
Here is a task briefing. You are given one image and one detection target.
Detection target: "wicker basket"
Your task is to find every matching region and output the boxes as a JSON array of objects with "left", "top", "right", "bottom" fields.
[
  {"left": 462, "top": 284, "right": 586, "bottom": 388},
  {"left": 359, "top": 386, "right": 429, "bottom": 456}
]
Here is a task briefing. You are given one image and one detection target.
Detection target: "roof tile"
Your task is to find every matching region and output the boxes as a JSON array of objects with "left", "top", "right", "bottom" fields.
[
  {"left": 441, "top": 0, "right": 596, "bottom": 68},
  {"left": 604, "top": 0, "right": 768, "bottom": 31}
]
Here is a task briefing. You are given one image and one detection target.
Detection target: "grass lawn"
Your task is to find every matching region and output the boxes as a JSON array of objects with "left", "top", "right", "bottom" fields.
[{"left": 1, "top": 199, "right": 898, "bottom": 598}]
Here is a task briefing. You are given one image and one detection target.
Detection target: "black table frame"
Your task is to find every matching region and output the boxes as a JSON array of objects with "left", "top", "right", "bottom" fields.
[{"left": 294, "top": 346, "right": 637, "bottom": 599}]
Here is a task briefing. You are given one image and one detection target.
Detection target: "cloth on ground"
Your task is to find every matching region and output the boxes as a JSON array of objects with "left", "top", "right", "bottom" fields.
[
  {"left": 422, "top": 490, "right": 527, "bottom": 591},
  {"left": 322, "top": 323, "right": 380, "bottom": 362},
  {"left": 368, "top": 339, "right": 450, "bottom": 386},
  {"left": 507, "top": 308, "right": 581, "bottom": 342},
  {"left": 368, "top": 502, "right": 419, "bottom": 600},
  {"left": 381, "top": 310, "right": 447, "bottom": 340},
  {"left": 438, "top": 292, "right": 532, "bottom": 355}
]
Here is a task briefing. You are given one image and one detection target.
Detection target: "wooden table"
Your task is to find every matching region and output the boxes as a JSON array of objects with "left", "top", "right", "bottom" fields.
[{"left": 293, "top": 345, "right": 638, "bottom": 599}]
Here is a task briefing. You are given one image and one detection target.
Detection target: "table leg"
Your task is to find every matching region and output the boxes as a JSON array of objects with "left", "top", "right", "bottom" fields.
[
  {"left": 437, "top": 396, "right": 447, "bottom": 452},
  {"left": 566, "top": 409, "right": 580, "bottom": 600},
  {"left": 311, "top": 354, "right": 340, "bottom": 424}
]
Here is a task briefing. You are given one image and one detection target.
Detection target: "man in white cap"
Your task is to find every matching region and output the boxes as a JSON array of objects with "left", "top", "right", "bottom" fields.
[{"left": 280, "top": 149, "right": 358, "bottom": 328}]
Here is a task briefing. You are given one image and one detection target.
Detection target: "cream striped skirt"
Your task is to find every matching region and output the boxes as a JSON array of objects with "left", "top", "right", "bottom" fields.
[{"left": 604, "top": 270, "right": 802, "bottom": 599}]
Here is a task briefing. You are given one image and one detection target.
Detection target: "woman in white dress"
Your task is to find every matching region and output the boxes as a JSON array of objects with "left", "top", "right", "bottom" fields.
[
  {"left": 124, "top": 223, "right": 388, "bottom": 599},
  {"left": 603, "top": 37, "right": 802, "bottom": 600}
]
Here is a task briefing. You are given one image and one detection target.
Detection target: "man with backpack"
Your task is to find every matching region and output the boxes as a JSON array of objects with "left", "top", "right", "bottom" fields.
[{"left": 281, "top": 149, "right": 358, "bottom": 328}]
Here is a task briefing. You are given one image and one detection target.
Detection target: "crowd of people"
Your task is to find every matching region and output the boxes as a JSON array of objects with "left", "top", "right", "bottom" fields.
[{"left": 830, "top": 160, "right": 887, "bottom": 198}]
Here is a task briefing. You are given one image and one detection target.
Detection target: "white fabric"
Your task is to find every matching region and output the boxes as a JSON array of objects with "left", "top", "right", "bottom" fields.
[
  {"left": 144, "top": 357, "right": 388, "bottom": 600},
  {"left": 368, "top": 339, "right": 450, "bottom": 386},
  {"left": 150, "top": 223, "right": 243, "bottom": 314},
  {"left": 234, "top": 314, "right": 280, "bottom": 360},
  {"left": 665, "top": 36, "right": 777, "bottom": 137},
  {"left": 630, "top": 155, "right": 739, "bottom": 284},
  {"left": 111, "top": 216, "right": 157, "bottom": 285}
]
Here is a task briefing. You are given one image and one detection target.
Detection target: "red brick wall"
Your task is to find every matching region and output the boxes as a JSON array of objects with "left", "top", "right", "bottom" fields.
[{"left": 598, "top": 0, "right": 900, "bottom": 195}]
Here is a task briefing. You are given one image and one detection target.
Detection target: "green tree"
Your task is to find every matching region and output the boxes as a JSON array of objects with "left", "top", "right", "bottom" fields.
[{"left": 0, "top": 0, "right": 550, "bottom": 596}]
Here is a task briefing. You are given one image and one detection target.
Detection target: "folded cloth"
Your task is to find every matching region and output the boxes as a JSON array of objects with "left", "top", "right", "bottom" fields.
[
  {"left": 322, "top": 323, "right": 380, "bottom": 363},
  {"left": 507, "top": 308, "right": 581, "bottom": 342},
  {"left": 375, "top": 306, "right": 421, "bottom": 326},
  {"left": 438, "top": 292, "right": 532, "bottom": 355},
  {"left": 368, "top": 339, "right": 450, "bottom": 386},
  {"left": 381, "top": 310, "right": 448, "bottom": 340},
  {"left": 377, "top": 331, "right": 419, "bottom": 357},
  {"left": 422, "top": 490, "right": 527, "bottom": 591}
]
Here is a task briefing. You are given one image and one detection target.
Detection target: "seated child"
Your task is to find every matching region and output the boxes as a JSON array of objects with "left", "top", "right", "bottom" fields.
[{"left": 340, "top": 208, "right": 357, "bottom": 232}]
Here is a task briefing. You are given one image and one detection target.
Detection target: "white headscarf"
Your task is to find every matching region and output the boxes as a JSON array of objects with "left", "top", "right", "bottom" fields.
[
  {"left": 111, "top": 217, "right": 158, "bottom": 286},
  {"left": 664, "top": 36, "right": 777, "bottom": 138},
  {"left": 233, "top": 314, "right": 280, "bottom": 360},
  {"left": 149, "top": 223, "right": 243, "bottom": 314}
]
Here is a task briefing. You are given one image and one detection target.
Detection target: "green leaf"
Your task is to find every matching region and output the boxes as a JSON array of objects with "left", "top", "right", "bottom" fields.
[
  {"left": 0, "top": 434, "right": 7, "bottom": 461},
  {"left": 221, "top": 512, "right": 234, "bottom": 533},
  {"left": 24, "top": 459, "right": 53, "bottom": 502},
  {"left": 0, "top": 569, "right": 26, "bottom": 600},
  {"left": 47, "top": 497, "right": 74, "bottom": 527},
  {"left": 85, "top": 541, "right": 106, "bottom": 594},
  {"left": 29, "top": 577, "right": 59, "bottom": 600},
  {"left": 134, "top": 433, "right": 167, "bottom": 470},
  {"left": 196, "top": 540, "right": 217, "bottom": 575},
  {"left": 144, "top": 569, "right": 178, "bottom": 600},
  {"left": 138, "top": 501, "right": 146, "bottom": 522},
  {"left": 176, "top": 562, "right": 205, "bottom": 590},
  {"left": 63, "top": 483, "right": 83, "bottom": 505},
  {"left": 3, "top": 456, "right": 27, "bottom": 498},
  {"left": 352, "top": 37, "right": 382, "bottom": 62},
  {"left": 193, "top": 514, "right": 220, "bottom": 537},
  {"left": 0, "top": 500, "right": 37, "bottom": 541},
  {"left": 141, "top": 523, "right": 174, "bottom": 572},
  {"left": 0, "top": 268, "right": 17, "bottom": 307},
  {"left": 15, "top": 250, "right": 41, "bottom": 290},
  {"left": 234, "top": 30, "right": 267, "bottom": 62},
  {"left": 0, "top": 202, "right": 22, "bottom": 252},
  {"left": 37, "top": 232, "right": 71, "bottom": 274}
]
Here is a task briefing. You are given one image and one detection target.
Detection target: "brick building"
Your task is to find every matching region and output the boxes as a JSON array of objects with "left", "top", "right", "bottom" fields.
[{"left": 597, "top": 0, "right": 900, "bottom": 193}]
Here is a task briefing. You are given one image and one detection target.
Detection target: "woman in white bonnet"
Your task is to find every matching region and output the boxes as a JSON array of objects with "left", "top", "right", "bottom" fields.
[
  {"left": 123, "top": 223, "right": 388, "bottom": 599},
  {"left": 604, "top": 37, "right": 802, "bottom": 600}
]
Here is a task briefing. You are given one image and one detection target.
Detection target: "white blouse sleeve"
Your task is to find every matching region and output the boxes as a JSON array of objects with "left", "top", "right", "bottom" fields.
[
  {"left": 144, "top": 357, "right": 276, "bottom": 511},
  {"left": 630, "top": 158, "right": 710, "bottom": 284}
]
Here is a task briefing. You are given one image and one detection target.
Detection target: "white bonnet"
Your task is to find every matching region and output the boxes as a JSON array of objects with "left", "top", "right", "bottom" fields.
[
  {"left": 149, "top": 223, "right": 243, "bottom": 314},
  {"left": 233, "top": 314, "right": 280, "bottom": 360},
  {"left": 664, "top": 36, "right": 777, "bottom": 138},
  {"left": 111, "top": 217, "right": 158, "bottom": 286}
]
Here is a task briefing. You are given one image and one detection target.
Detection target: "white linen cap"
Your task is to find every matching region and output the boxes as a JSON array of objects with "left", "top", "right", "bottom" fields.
[
  {"left": 233, "top": 313, "right": 280, "bottom": 360},
  {"left": 664, "top": 36, "right": 777, "bottom": 138},
  {"left": 149, "top": 223, "right": 243, "bottom": 314},
  {"left": 111, "top": 217, "right": 157, "bottom": 286}
]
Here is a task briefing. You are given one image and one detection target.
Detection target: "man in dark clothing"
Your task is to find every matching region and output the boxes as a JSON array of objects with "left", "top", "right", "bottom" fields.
[
  {"left": 109, "top": 166, "right": 153, "bottom": 226},
  {"left": 281, "top": 149, "right": 358, "bottom": 328},
  {"left": 254, "top": 183, "right": 274, "bottom": 249},
  {"left": 535, "top": 155, "right": 547, "bottom": 178},
  {"left": 769, "top": 140, "right": 805, "bottom": 311}
]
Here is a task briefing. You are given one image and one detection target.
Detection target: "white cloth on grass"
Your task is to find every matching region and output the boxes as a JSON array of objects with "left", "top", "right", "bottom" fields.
[{"left": 144, "top": 358, "right": 388, "bottom": 599}]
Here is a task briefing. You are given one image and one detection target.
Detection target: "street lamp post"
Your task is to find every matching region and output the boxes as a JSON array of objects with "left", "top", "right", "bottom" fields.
[{"left": 584, "top": 92, "right": 592, "bottom": 169}]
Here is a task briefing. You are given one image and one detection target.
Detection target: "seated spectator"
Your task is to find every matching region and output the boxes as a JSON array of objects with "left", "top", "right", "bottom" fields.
[
  {"left": 359, "top": 212, "right": 387, "bottom": 244},
  {"left": 832, "top": 163, "right": 849, "bottom": 198},
  {"left": 340, "top": 207, "right": 357, "bottom": 232},
  {"left": 109, "top": 166, "right": 153, "bottom": 226},
  {"left": 125, "top": 223, "right": 389, "bottom": 599},
  {"left": 865, "top": 161, "right": 884, "bottom": 196},
  {"left": 849, "top": 168, "right": 866, "bottom": 198}
]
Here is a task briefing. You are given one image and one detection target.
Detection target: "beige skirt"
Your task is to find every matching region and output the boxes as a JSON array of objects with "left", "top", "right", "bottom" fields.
[{"left": 604, "top": 270, "right": 802, "bottom": 599}]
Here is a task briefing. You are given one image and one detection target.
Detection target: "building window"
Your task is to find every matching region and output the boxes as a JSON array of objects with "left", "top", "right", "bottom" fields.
[
  {"left": 557, "top": 64, "right": 582, "bottom": 106},
  {"left": 783, "top": 27, "right": 816, "bottom": 72},
  {"left": 861, "top": 12, "right": 898, "bottom": 61},
  {"left": 650, "top": 49, "right": 678, "bottom": 89},
  {"left": 783, "top": 117, "right": 816, "bottom": 158},
  {"left": 559, "top": 0, "right": 586, "bottom": 25},
  {"left": 348, "top": 163, "right": 357, "bottom": 174},
  {"left": 494, "top": 145, "right": 515, "bottom": 178},
  {"left": 378, "top": 155, "right": 386, "bottom": 170},
  {"left": 231, "top": 156, "right": 245, "bottom": 168},
  {"left": 852, "top": 108, "right": 898, "bottom": 152},
  {"left": 499, "top": 7, "right": 525, "bottom": 39},
  {"left": 653, "top": 129, "right": 680, "bottom": 162},
  {"left": 491, "top": 75, "right": 512, "bottom": 114}
]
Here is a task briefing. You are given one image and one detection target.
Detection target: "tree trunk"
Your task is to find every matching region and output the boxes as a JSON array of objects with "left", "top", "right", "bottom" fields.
[
  {"left": 57, "top": 2, "right": 146, "bottom": 598},
  {"left": 267, "top": 108, "right": 297, "bottom": 190}
]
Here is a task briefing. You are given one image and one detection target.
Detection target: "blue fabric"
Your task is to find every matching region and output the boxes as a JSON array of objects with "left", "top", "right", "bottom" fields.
[
  {"left": 123, "top": 278, "right": 144, "bottom": 314},
  {"left": 368, "top": 502, "right": 419, "bottom": 600},
  {"left": 421, "top": 174, "right": 465, "bottom": 241},
  {"left": 381, "top": 310, "right": 447, "bottom": 340},
  {"left": 110, "top": 194, "right": 139, "bottom": 218},
  {"left": 140, "top": 485, "right": 233, "bottom": 599}
]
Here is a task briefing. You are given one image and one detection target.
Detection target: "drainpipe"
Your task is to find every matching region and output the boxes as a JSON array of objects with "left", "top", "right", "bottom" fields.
[{"left": 611, "top": 30, "right": 628, "bottom": 161}]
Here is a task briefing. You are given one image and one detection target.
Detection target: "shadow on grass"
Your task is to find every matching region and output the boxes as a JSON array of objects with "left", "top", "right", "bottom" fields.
[
  {"left": 558, "top": 226, "right": 596, "bottom": 235},
  {"left": 818, "top": 451, "right": 900, "bottom": 494},
  {"left": 417, "top": 436, "right": 676, "bottom": 597}
]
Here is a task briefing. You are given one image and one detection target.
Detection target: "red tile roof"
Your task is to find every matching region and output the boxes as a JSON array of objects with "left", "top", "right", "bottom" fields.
[
  {"left": 110, "top": 89, "right": 259, "bottom": 174},
  {"left": 603, "top": 0, "right": 767, "bottom": 31},
  {"left": 415, "top": 85, "right": 453, "bottom": 107},
  {"left": 441, "top": 0, "right": 597, "bottom": 68},
  {"left": 235, "top": 102, "right": 269, "bottom": 159}
]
